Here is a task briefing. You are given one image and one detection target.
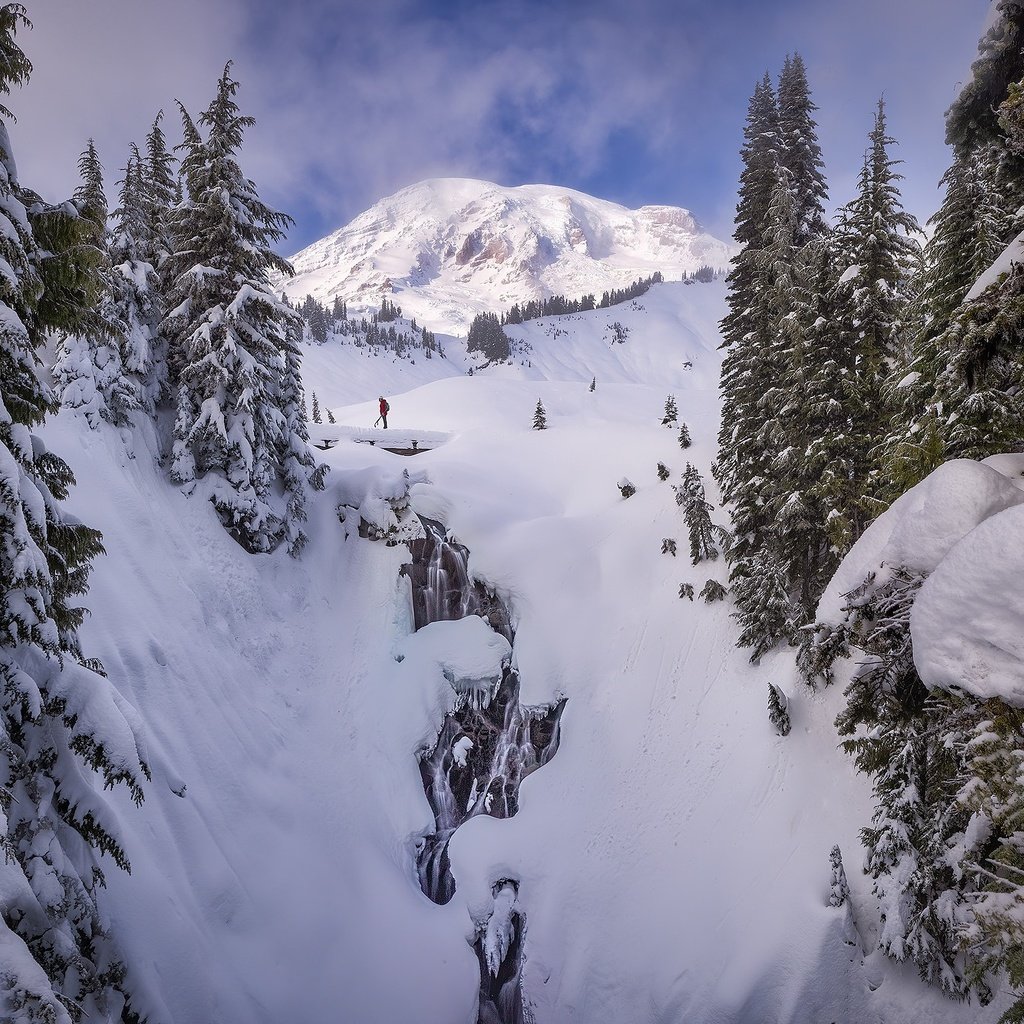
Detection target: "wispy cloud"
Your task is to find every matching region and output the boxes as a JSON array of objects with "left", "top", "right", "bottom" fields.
[{"left": 7, "top": 0, "right": 993, "bottom": 254}]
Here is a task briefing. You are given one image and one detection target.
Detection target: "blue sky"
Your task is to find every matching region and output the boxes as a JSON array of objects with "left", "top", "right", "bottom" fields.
[{"left": 13, "top": 0, "right": 992, "bottom": 254}]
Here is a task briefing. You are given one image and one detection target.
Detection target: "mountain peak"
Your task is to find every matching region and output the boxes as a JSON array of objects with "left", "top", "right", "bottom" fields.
[{"left": 284, "top": 178, "right": 734, "bottom": 332}]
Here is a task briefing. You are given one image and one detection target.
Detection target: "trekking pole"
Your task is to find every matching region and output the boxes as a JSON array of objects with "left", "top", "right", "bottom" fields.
[{"left": 373, "top": 416, "right": 381, "bottom": 427}]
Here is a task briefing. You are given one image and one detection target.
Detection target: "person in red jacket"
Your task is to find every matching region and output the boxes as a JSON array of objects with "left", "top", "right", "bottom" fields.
[{"left": 378, "top": 395, "right": 390, "bottom": 429}]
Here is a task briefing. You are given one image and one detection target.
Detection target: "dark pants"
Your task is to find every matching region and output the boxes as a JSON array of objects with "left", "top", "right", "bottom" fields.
[{"left": 381, "top": 414, "right": 388, "bottom": 429}]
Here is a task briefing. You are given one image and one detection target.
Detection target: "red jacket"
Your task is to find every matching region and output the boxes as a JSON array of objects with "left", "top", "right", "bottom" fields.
[{"left": 379, "top": 398, "right": 389, "bottom": 417}]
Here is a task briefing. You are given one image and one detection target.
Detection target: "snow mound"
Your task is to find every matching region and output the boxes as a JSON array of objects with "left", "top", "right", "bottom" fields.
[
  {"left": 818, "top": 459, "right": 1024, "bottom": 622},
  {"left": 912, "top": 503, "right": 1024, "bottom": 704},
  {"left": 397, "top": 616, "right": 511, "bottom": 693}
]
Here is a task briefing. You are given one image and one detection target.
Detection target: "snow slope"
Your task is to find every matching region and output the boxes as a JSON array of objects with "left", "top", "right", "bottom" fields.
[
  {"left": 39, "top": 281, "right": 1004, "bottom": 1023},
  {"left": 281, "top": 178, "right": 736, "bottom": 333}
]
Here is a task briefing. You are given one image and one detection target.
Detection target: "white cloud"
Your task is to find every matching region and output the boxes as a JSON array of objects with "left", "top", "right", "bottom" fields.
[{"left": 10, "top": 0, "right": 247, "bottom": 200}]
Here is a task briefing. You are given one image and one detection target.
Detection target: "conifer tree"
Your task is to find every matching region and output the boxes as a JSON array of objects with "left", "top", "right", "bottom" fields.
[
  {"left": 880, "top": 146, "right": 1008, "bottom": 496},
  {"left": 0, "top": 7, "right": 149, "bottom": 1017},
  {"left": 141, "top": 110, "right": 179, "bottom": 404},
  {"left": 533, "top": 398, "right": 547, "bottom": 430},
  {"left": 815, "top": 567, "right": 979, "bottom": 997},
  {"left": 699, "top": 579, "right": 727, "bottom": 603},
  {"left": 716, "top": 75, "right": 786, "bottom": 658},
  {"left": 662, "top": 394, "right": 678, "bottom": 426},
  {"left": 717, "top": 57, "right": 841, "bottom": 656},
  {"left": 678, "top": 422, "right": 691, "bottom": 449},
  {"left": 830, "top": 99, "right": 922, "bottom": 527},
  {"left": 467, "top": 311, "right": 510, "bottom": 362},
  {"left": 52, "top": 140, "right": 139, "bottom": 427},
  {"left": 730, "top": 554, "right": 794, "bottom": 660},
  {"left": 959, "top": 703, "right": 1024, "bottom": 1014},
  {"left": 828, "top": 845, "right": 851, "bottom": 907},
  {"left": 777, "top": 52, "right": 829, "bottom": 244},
  {"left": 589, "top": 375, "right": 596, "bottom": 392},
  {"left": 717, "top": 73, "right": 780, "bottom": 509},
  {"left": 162, "top": 63, "right": 324, "bottom": 555},
  {"left": 141, "top": 109, "right": 178, "bottom": 270},
  {"left": 311, "top": 391, "right": 322, "bottom": 424},
  {"left": 676, "top": 463, "right": 718, "bottom": 564},
  {"left": 767, "top": 683, "right": 791, "bottom": 736},
  {"left": 109, "top": 142, "right": 159, "bottom": 413}
]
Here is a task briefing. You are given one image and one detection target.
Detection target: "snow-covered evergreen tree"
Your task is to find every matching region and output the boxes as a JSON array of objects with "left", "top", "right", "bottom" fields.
[
  {"left": 813, "top": 567, "right": 981, "bottom": 998},
  {"left": 717, "top": 72, "right": 780, "bottom": 511},
  {"left": 141, "top": 109, "right": 178, "bottom": 270},
  {"left": 533, "top": 398, "right": 547, "bottom": 430},
  {"left": 676, "top": 463, "right": 718, "bottom": 565},
  {"left": 731, "top": 553, "right": 794, "bottom": 661},
  {"left": 829, "top": 845, "right": 851, "bottom": 907},
  {"left": 661, "top": 394, "right": 677, "bottom": 426},
  {"left": 829, "top": 99, "right": 922, "bottom": 527},
  {"left": 678, "top": 422, "right": 691, "bottom": 449},
  {"left": 311, "top": 391, "right": 322, "bottom": 424},
  {"left": 959, "top": 703, "right": 1024, "bottom": 1015},
  {"left": 777, "top": 52, "right": 829, "bottom": 245},
  {"left": 162, "top": 63, "right": 324, "bottom": 555},
  {"left": 767, "top": 682, "right": 791, "bottom": 736},
  {"left": 700, "top": 579, "right": 727, "bottom": 603},
  {"left": 0, "top": 8, "right": 149, "bottom": 1018},
  {"left": 52, "top": 140, "right": 139, "bottom": 428},
  {"left": 108, "top": 142, "right": 159, "bottom": 414},
  {"left": 880, "top": 146, "right": 1008, "bottom": 497}
]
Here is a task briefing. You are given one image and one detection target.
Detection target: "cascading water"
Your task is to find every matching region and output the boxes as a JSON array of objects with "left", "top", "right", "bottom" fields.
[
  {"left": 402, "top": 515, "right": 563, "bottom": 1024},
  {"left": 473, "top": 879, "right": 530, "bottom": 1024},
  {"left": 416, "top": 663, "right": 565, "bottom": 904},
  {"left": 404, "top": 518, "right": 514, "bottom": 641}
]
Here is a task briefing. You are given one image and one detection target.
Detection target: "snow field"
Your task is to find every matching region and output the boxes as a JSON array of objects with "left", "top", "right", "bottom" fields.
[{"left": 39, "top": 281, "right": 1007, "bottom": 1022}]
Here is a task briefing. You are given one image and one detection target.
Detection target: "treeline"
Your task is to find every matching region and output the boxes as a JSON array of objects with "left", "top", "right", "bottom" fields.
[
  {"left": 500, "top": 271, "right": 664, "bottom": 325},
  {"left": 290, "top": 293, "right": 440, "bottom": 357},
  {"left": 718, "top": 24, "right": 1024, "bottom": 1015}
]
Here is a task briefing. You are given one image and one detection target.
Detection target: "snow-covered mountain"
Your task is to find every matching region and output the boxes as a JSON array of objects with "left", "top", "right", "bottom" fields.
[{"left": 282, "top": 178, "right": 735, "bottom": 332}]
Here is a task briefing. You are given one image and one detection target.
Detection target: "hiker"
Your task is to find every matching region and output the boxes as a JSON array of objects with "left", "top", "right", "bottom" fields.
[{"left": 378, "top": 395, "right": 390, "bottom": 429}]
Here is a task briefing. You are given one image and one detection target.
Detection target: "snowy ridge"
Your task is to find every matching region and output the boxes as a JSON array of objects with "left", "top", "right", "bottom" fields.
[{"left": 282, "top": 178, "right": 735, "bottom": 332}]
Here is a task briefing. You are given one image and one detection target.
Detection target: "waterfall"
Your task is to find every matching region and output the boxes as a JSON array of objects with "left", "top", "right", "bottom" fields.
[
  {"left": 405, "top": 518, "right": 514, "bottom": 642},
  {"left": 473, "top": 879, "right": 530, "bottom": 1024},
  {"left": 402, "top": 515, "right": 564, "bottom": 1023}
]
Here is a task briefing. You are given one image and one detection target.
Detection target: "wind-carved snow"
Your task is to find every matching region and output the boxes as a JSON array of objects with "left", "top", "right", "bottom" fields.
[{"left": 281, "top": 178, "right": 736, "bottom": 332}]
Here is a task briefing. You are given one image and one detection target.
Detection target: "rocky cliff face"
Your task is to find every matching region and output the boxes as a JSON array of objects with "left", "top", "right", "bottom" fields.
[{"left": 282, "top": 178, "right": 734, "bottom": 332}]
